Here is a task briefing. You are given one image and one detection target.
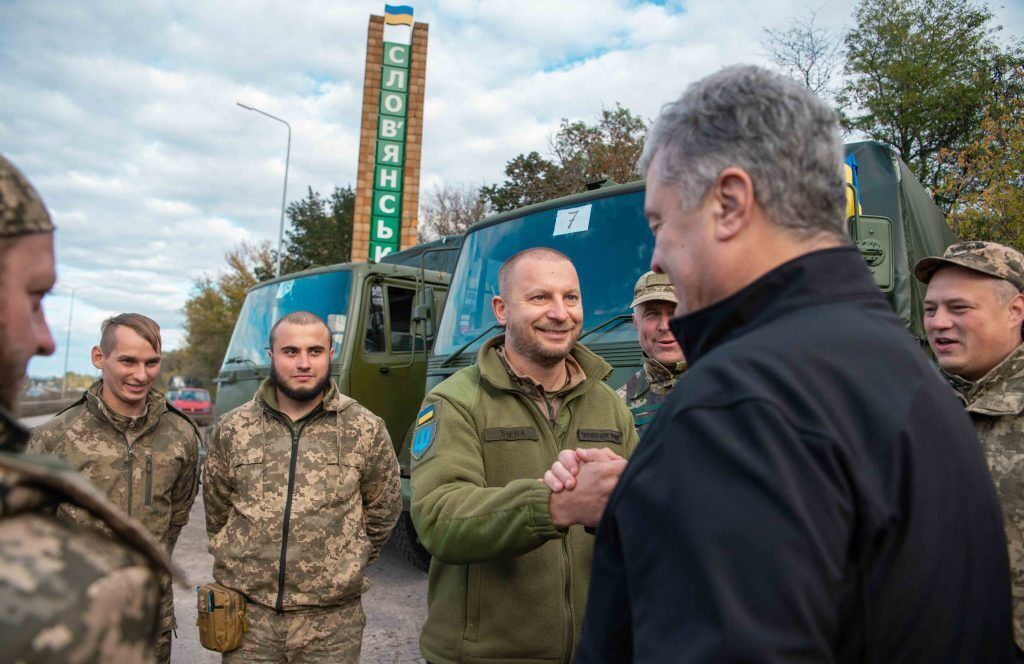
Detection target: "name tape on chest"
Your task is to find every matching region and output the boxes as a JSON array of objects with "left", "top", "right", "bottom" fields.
[
  {"left": 577, "top": 429, "right": 622, "bottom": 443},
  {"left": 483, "top": 427, "right": 539, "bottom": 442}
]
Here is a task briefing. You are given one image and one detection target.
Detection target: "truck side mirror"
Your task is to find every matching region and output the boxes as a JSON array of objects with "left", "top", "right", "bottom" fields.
[
  {"left": 413, "top": 286, "right": 436, "bottom": 341},
  {"left": 847, "top": 214, "right": 895, "bottom": 292}
]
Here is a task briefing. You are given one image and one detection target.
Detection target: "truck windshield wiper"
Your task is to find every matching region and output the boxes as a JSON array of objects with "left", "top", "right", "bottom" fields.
[
  {"left": 223, "top": 356, "right": 258, "bottom": 368},
  {"left": 578, "top": 313, "right": 632, "bottom": 342},
  {"left": 440, "top": 323, "right": 502, "bottom": 368}
]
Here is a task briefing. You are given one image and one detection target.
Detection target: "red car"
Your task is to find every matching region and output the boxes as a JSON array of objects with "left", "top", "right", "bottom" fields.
[{"left": 167, "top": 388, "right": 213, "bottom": 427}]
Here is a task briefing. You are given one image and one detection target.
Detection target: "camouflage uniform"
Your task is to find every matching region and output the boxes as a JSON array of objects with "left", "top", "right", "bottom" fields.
[
  {"left": 915, "top": 241, "right": 1024, "bottom": 649},
  {"left": 205, "top": 379, "right": 401, "bottom": 662},
  {"left": 616, "top": 357, "right": 686, "bottom": 434},
  {"left": 0, "top": 152, "right": 171, "bottom": 663},
  {"left": 29, "top": 380, "right": 201, "bottom": 662}
]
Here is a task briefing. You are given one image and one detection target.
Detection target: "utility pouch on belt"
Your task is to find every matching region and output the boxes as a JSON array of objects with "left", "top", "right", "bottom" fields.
[{"left": 196, "top": 582, "right": 247, "bottom": 653}]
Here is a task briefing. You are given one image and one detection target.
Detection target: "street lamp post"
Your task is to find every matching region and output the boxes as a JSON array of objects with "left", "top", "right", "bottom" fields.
[
  {"left": 237, "top": 102, "right": 291, "bottom": 278},
  {"left": 60, "top": 287, "right": 78, "bottom": 399}
]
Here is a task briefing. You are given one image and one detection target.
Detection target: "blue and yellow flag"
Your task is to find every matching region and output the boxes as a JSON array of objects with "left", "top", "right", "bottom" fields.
[{"left": 384, "top": 4, "right": 414, "bottom": 26}]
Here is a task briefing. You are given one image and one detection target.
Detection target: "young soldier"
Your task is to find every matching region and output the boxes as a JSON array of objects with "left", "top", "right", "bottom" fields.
[
  {"left": 0, "top": 153, "right": 171, "bottom": 662},
  {"left": 916, "top": 240, "right": 1024, "bottom": 650},
  {"left": 30, "top": 313, "right": 201, "bottom": 663},
  {"left": 204, "top": 311, "right": 401, "bottom": 662},
  {"left": 617, "top": 271, "right": 686, "bottom": 434},
  {"left": 411, "top": 248, "right": 637, "bottom": 663}
]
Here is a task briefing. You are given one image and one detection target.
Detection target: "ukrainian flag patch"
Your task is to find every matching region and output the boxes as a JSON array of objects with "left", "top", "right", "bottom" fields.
[{"left": 412, "top": 404, "right": 437, "bottom": 462}]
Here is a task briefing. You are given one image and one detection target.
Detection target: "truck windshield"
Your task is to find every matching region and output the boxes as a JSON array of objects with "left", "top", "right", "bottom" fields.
[
  {"left": 221, "top": 270, "right": 353, "bottom": 370},
  {"left": 434, "top": 189, "right": 651, "bottom": 357}
]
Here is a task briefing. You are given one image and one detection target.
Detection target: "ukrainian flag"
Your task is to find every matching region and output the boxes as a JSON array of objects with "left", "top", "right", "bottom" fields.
[{"left": 384, "top": 4, "right": 414, "bottom": 26}]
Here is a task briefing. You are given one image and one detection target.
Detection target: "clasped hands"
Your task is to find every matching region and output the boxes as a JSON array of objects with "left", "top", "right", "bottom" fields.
[{"left": 545, "top": 447, "right": 627, "bottom": 529}]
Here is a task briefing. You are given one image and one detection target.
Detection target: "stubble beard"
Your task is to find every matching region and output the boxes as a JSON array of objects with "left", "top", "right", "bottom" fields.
[
  {"left": 505, "top": 318, "right": 578, "bottom": 368},
  {"left": 269, "top": 365, "right": 330, "bottom": 402}
]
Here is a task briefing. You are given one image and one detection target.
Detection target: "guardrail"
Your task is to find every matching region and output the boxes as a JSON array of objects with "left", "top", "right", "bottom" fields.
[{"left": 17, "top": 395, "right": 82, "bottom": 417}]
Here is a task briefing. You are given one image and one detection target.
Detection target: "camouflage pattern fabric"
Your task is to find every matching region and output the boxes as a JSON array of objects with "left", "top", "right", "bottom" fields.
[
  {"left": 0, "top": 408, "right": 177, "bottom": 663},
  {"left": 204, "top": 379, "right": 401, "bottom": 612},
  {"left": 223, "top": 595, "right": 365, "bottom": 663},
  {"left": 630, "top": 270, "right": 678, "bottom": 308},
  {"left": 28, "top": 380, "right": 200, "bottom": 645},
  {"left": 0, "top": 153, "right": 54, "bottom": 237},
  {"left": 945, "top": 343, "right": 1024, "bottom": 649},
  {"left": 914, "top": 240, "right": 1024, "bottom": 291},
  {"left": 616, "top": 356, "right": 685, "bottom": 435}
]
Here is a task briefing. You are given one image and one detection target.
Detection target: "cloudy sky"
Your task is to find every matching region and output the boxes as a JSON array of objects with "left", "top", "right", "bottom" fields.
[{"left": 3, "top": 0, "right": 1022, "bottom": 378}]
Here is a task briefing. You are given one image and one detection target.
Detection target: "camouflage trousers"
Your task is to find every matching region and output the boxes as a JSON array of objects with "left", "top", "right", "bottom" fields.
[{"left": 223, "top": 596, "right": 365, "bottom": 663}]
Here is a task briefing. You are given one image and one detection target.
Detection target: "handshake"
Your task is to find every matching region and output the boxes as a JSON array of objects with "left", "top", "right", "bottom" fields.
[{"left": 544, "top": 448, "right": 628, "bottom": 529}]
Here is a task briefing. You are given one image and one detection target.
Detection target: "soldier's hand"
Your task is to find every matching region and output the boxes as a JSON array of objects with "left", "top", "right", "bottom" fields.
[
  {"left": 543, "top": 448, "right": 625, "bottom": 493},
  {"left": 548, "top": 457, "right": 628, "bottom": 529}
]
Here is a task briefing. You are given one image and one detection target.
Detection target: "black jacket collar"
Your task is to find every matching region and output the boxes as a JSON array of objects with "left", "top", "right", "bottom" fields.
[{"left": 671, "top": 246, "right": 877, "bottom": 365}]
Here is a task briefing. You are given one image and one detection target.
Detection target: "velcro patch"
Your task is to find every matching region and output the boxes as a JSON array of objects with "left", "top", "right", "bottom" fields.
[
  {"left": 417, "top": 404, "right": 436, "bottom": 426},
  {"left": 484, "top": 427, "right": 539, "bottom": 442},
  {"left": 577, "top": 429, "right": 622, "bottom": 443},
  {"left": 412, "top": 421, "right": 436, "bottom": 459}
]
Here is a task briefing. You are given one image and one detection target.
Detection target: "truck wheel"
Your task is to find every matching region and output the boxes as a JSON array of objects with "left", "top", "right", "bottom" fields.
[{"left": 393, "top": 511, "right": 430, "bottom": 572}]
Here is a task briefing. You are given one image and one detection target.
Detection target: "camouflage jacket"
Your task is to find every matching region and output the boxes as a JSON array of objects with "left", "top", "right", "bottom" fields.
[
  {"left": 946, "top": 344, "right": 1024, "bottom": 650},
  {"left": 615, "top": 356, "right": 685, "bottom": 434},
  {"left": 0, "top": 408, "right": 175, "bottom": 663},
  {"left": 204, "top": 379, "right": 402, "bottom": 611},
  {"left": 28, "top": 381, "right": 201, "bottom": 553}
]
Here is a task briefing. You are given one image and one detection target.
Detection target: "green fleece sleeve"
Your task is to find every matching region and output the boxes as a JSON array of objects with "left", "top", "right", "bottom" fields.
[{"left": 410, "top": 395, "right": 563, "bottom": 565}]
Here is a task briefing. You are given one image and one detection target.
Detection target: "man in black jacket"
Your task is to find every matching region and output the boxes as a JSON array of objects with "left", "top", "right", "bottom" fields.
[{"left": 575, "top": 65, "right": 1017, "bottom": 662}]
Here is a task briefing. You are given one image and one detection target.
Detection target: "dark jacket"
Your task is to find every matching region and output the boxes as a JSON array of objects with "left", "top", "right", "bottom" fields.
[{"left": 577, "top": 247, "right": 1016, "bottom": 662}]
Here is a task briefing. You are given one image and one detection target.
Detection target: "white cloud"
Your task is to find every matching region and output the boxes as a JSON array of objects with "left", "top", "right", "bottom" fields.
[{"left": 2, "top": 0, "right": 1019, "bottom": 378}]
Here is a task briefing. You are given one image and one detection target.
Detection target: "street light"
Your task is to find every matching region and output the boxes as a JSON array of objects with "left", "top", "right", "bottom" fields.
[
  {"left": 60, "top": 287, "right": 79, "bottom": 399},
  {"left": 237, "top": 102, "right": 291, "bottom": 278}
]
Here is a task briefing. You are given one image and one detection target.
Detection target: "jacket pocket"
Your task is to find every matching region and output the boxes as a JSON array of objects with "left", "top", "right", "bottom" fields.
[
  {"left": 464, "top": 563, "right": 481, "bottom": 642},
  {"left": 232, "top": 446, "right": 265, "bottom": 501}
]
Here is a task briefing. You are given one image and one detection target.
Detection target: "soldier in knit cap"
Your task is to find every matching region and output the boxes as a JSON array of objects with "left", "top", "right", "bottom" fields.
[
  {"left": 0, "top": 153, "right": 172, "bottom": 663},
  {"left": 917, "top": 240, "right": 1024, "bottom": 650}
]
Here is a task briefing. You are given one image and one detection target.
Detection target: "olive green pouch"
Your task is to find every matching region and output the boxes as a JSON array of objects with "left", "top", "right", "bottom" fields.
[{"left": 196, "top": 582, "right": 248, "bottom": 652}]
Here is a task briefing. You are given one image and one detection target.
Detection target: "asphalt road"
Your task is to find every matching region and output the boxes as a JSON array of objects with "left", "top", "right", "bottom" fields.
[{"left": 170, "top": 494, "right": 428, "bottom": 663}]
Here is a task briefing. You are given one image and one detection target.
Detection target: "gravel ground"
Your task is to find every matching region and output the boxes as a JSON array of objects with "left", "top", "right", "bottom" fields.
[{"left": 170, "top": 494, "right": 427, "bottom": 663}]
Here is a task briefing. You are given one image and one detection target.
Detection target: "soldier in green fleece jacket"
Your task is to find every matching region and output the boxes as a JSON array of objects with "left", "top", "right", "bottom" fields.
[{"left": 411, "top": 247, "right": 638, "bottom": 664}]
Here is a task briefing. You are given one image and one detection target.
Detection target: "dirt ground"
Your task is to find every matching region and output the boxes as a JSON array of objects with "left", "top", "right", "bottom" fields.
[{"left": 169, "top": 494, "right": 427, "bottom": 663}]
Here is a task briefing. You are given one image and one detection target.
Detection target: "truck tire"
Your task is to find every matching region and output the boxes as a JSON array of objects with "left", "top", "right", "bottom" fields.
[{"left": 393, "top": 511, "right": 431, "bottom": 572}]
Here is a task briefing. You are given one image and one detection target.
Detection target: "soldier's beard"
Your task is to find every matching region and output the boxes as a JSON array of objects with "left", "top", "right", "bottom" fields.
[
  {"left": 0, "top": 327, "right": 21, "bottom": 412},
  {"left": 269, "top": 366, "right": 330, "bottom": 402}
]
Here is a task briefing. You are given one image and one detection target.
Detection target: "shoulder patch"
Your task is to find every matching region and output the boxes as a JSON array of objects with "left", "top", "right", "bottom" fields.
[{"left": 411, "top": 404, "right": 439, "bottom": 466}]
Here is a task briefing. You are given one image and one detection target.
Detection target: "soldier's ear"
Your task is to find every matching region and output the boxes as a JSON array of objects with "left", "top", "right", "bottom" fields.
[
  {"left": 90, "top": 345, "right": 103, "bottom": 369},
  {"left": 492, "top": 295, "right": 508, "bottom": 325},
  {"left": 1008, "top": 292, "right": 1024, "bottom": 325}
]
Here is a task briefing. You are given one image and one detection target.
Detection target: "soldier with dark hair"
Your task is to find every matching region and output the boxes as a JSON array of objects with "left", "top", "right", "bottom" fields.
[
  {"left": 917, "top": 240, "right": 1024, "bottom": 650},
  {"left": 30, "top": 311, "right": 201, "bottom": 663},
  {"left": 204, "top": 311, "right": 401, "bottom": 662},
  {"left": 0, "top": 152, "right": 171, "bottom": 662}
]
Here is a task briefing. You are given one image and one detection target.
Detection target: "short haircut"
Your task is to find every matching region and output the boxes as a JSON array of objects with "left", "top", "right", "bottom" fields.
[
  {"left": 497, "top": 247, "right": 572, "bottom": 298},
  {"left": 100, "top": 313, "right": 161, "bottom": 354},
  {"left": 269, "top": 311, "right": 331, "bottom": 350},
  {"left": 640, "top": 64, "right": 847, "bottom": 239},
  {"left": 992, "top": 278, "right": 1021, "bottom": 304}
]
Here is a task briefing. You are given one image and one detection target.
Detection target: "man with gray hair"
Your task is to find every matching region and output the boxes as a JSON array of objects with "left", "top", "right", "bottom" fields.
[{"left": 576, "top": 65, "right": 1015, "bottom": 661}]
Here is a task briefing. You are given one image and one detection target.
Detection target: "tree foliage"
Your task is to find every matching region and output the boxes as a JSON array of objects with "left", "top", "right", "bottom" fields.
[
  {"left": 841, "top": 0, "right": 1021, "bottom": 211},
  {"left": 179, "top": 241, "right": 274, "bottom": 392},
  {"left": 940, "top": 66, "right": 1024, "bottom": 250},
  {"left": 281, "top": 185, "right": 355, "bottom": 273},
  {"left": 418, "top": 183, "right": 492, "bottom": 242},
  {"left": 482, "top": 104, "right": 648, "bottom": 212}
]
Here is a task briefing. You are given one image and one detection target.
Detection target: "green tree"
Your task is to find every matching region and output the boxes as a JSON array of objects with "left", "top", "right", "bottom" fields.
[
  {"left": 842, "top": 0, "right": 1021, "bottom": 211},
  {"left": 179, "top": 241, "right": 274, "bottom": 392},
  {"left": 940, "top": 66, "right": 1024, "bottom": 249},
  {"left": 281, "top": 185, "right": 355, "bottom": 273},
  {"left": 482, "top": 104, "right": 648, "bottom": 212}
]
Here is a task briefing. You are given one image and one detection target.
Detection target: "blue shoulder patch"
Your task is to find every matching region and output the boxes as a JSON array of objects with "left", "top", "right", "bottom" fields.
[{"left": 412, "top": 421, "right": 436, "bottom": 459}]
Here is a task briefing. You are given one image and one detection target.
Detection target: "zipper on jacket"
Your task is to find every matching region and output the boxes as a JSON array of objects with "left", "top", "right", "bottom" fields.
[
  {"left": 144, "top": 451, "right": 153, "bottom": 506},
  {"left": 560, "top": 538, "right": 574, "bottom": 661},
  {"left": 275, "top": 425, "right": 302, "bottom": 614},
  {"left": 125, "top": 445, "right": 134, "bottom": 517}
]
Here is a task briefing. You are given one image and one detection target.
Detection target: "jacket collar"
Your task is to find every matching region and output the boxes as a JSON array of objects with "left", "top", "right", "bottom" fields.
[
  {"left": 0, "top": 405, "right": 29, "bottom": 453},
  {"left": 84, "top": 380, "right": 168, "bottom": 435},
  {"left": 671, "top": 246, "right": 877, "bottom": 365},
  {"left": 477, "top": 334, "right": 613, "bottom": 397},
  {"left": 628, "top": 356, "right": 685, "bottom": 400},
  {"left": 944, "top": 343, "right": 1024, "bottom": 416}
]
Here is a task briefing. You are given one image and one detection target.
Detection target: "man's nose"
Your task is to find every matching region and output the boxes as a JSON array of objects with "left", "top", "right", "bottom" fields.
[
  {"left": 296, "top": 352, "right": 312, "bottom": 368},
  {"left": 657, "top": 312, "right": 672, "bottom": 331},
  {"left": 928, "top": 308, "right": 953, "bottom": 331},
  {"left": 35, "top": 310, "right": 56, "bottom": 357},
  {"left": 547, "top": 298, "right": 569, "bottom": 321}
]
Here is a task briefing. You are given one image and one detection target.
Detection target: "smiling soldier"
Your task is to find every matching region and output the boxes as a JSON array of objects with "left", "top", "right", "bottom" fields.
[
  {"left": 204, "top": 311, "right": 401, "bottom": 662},
  {"left": 410, "top": 247, "right": 637, "bottom": 663},
  {"left": 30, "top": 312, "right": 201, "bottom": 663},
  {"left": 616, "top": 271, "right": 685, "bottom": 434},
  {"left": 916, "top": 240, "right": 1024, "bottom": 650}
]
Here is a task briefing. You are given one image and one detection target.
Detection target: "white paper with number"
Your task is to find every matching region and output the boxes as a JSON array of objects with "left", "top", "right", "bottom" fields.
[{"left": 552, "top": 204, "right": 592, "bottom": 236}]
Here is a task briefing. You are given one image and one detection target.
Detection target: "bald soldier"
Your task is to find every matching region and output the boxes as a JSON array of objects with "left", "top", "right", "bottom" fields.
[
  {"left": 0, "top": 153, "right": 172, "bottom": 662},
  {"left": 916, "top": 240, "right": 1024, "bottom": 650},
  {"left": 617, "top": 271, "right": 686, "bottom": 434}
]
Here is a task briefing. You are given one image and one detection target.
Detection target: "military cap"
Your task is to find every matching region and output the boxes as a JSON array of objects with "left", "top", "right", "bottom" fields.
[
  {"left": 914, "top": 241, "right": 1024, "bottom": 291},
  {"left": 0, "top": 154, "right": 54, "bottom": 237},
  {"left": 631, "top": 271, "right": 677, "bottom": 308}
]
